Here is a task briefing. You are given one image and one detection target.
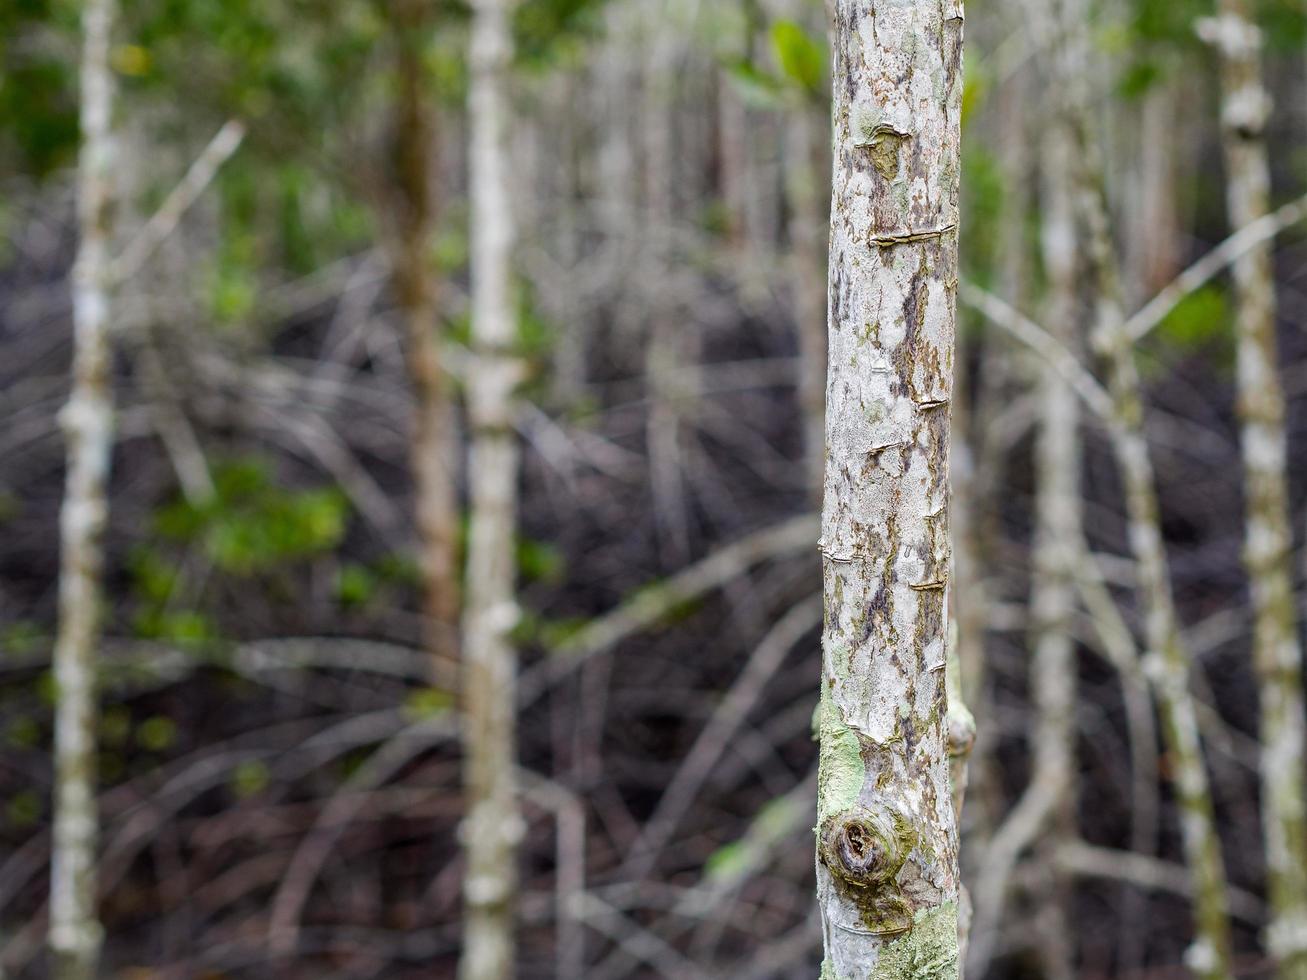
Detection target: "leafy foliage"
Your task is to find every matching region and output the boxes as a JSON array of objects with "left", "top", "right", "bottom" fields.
[{"left": 155, "top": 460, "right": 349, "bottom": 575}]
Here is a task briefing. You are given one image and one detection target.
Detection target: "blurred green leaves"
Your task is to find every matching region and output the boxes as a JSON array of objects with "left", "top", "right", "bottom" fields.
[
  {"left": 155, "top": 459, "right": 348, "bottom": 575},
  {"left": 769, "top": 20, "right": 824, "bottom": 97},
  {"left": 724, "top": 18, "right": 826, "bottom": 108}
]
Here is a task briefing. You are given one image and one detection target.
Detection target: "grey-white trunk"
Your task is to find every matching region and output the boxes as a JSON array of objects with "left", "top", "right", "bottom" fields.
[
  {"left": 818, "top": 1, "right": 964, "bottom": 976},
  {"left": 965, "top": 120, "right": 1081, "bottom": 980},
  {"left": 1079, "top": 110, "right": 1237, "bottom": 980},
  {"left": 1201, "top": 3, "right": 1307, "bottom": 972},
  {"left": 458, "top": 0, "right": 524, "bottom": 976},
  {"left": 1036, "top": 0, "right": 1237, "bottom": 970},
  {"left": 50, "top": 0, "right": 117, "bottom": 975}
]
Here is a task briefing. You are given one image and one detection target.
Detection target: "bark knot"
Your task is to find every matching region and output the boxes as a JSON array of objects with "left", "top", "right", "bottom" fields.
[{"left": 819, "top": 802, "right": 918, "bottom": 936}]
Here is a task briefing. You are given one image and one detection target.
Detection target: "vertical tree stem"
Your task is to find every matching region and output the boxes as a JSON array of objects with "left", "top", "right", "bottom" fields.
[
  {"left": 459, "top": 0, "right": 524, "bottom": 975},
  {"left": 1203, "top": 3, "right": 1307, "bottom": 973},
  {"left": 818, "top": 2, "right": 964, "bottom": 976},
  {"left": 50, "top": 0, "right": 117, "bottom": 975},
  {"left": 391, "top": 0, "right": 462, "bottom": 681}
]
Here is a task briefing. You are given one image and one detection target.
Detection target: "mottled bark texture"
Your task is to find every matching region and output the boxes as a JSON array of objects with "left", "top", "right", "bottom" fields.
[
  {"left": 1201, "top": 4, "right": 1307, "bottom": 973},
  {"left": 818, "top": 2, "right": 964, "bottom": 977},
  {"left": 50, "top": 0, "right": 117, "bottom": 975},
  {"left": 458, "top": 0, "right": 523, "bottom": 976},
  {"left": 388, "top": 0, "right": 462, "bottom": 682}
]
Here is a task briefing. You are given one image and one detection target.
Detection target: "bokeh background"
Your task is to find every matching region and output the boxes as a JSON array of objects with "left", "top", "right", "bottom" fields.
[{"left": 2, "top": 0, "right": 1307, "bottom": 976}]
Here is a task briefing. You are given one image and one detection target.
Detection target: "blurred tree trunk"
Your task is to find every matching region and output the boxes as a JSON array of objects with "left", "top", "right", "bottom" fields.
[
  {"left": 1127, "top": 82, "right": 1182, "bottom": 298},
  {"left": 643, "top": 22, "right": 693, "bottom": 568},
  {"left": 388, "top": 0, "right": 462, "bottom": 681},
  {"left": 49, "top": 0, "right": 117, "bottom": 975},
  {"left": 1031, "top": 0, "right": 1237, "bottom": 972},
  {"left": 783, "top": 95, "right": 829, "bottom": 501},
  {"left": 964, "top": 119, "right": 1082, "bottom": 980},
  {"left": 459, "top": 0, "right": 523, "bottom": 975},
  {"left": 817, "top": 1, "right": 964, "bottom": 975},
  {"left": 1202, "top": 4, "right": 1307, "bottom": 974},
  {"left": 1074, "top": 92, "right": 1239, "bottom": 980},
  {"left": 1025, "top": 122, "right": 1080, "bottom": 980}
]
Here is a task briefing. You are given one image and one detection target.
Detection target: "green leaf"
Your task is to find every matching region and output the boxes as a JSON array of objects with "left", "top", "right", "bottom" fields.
[
  {"left": 231, "top": 759, "right": 271, "bottom": 798},
  {"left": 1155, "top": 285, "right": 1228, "bottom": 349},
  {"left": 137, "top": 716, "right": 178, "bottom": 752},
  {"left": 724, "top": 59, "right": 784, "bottom": 109},
  {"left": 704, "top": 841, "right": 749, "bottom": 882},
  {"left": 404, "top": 687, "right": 455, "bottom": 720},
  {"left": 336, "top": 562, "right": 378, "bottom": 607},
  {"left": 769, "top": 20, "right": 824, "bottom": 95}
]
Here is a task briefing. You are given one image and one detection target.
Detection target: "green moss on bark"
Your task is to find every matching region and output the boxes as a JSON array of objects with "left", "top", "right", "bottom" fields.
[{"left": 868, "top": 902, "right": 960, "bottom": 980}]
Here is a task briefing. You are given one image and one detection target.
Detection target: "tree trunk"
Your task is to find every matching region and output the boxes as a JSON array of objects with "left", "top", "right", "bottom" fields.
[
  {"left": 643, "top": 21, "right": 693, "bottom": 569},
  {"left": 784, "top": 96, "right": 830, "bottom": 501},
  {"left": 1024, "top": 122, "right": 1080, "bottom": 980},
  {"left": 458, "top": 0, "right": 523, "bottom": 976},
  {"left": 964, "top": 118, "right": 1083, "bottom": 979},
  {"left": 1075, "top": 101, "right": 1238, "bottom": 980},
  {"left": 389, "top": 0, "right": 462, "bottom": 682},
  {"left": 49, "top": 0, "right": 117, "bottom": 975},
  {"left": 818, "top": 2, "right": 964, "bottom": 976},
  {"left": 1202, "top": 4, "right": 1307, "bottom": 974},
  {"left": 1030, "top": 0, "right": 1237, "bottom": 971}
]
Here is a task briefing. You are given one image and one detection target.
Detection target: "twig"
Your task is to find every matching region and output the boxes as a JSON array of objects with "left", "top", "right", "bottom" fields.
[
  {"left": 109, "top": 119, "right": 246, "bottom": 284},
  {"left": 959, "top": 280, "right": 1114, "bottom": 421},
  {"left": 1053, "top": 841, "right": 1265, "bottom": 925},
  {"left": 1125, "top": 191, "right": 1307, "bottom": 343},
  {"left": 619, "top": 595, "right": 822, "bottom": 880},
  {"left": 519, "top": 514, "right": 818, "bottom": 703}
]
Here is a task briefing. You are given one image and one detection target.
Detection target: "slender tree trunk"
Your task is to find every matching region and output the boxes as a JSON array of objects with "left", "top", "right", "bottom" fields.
[
  {"left": 964, "top": 118, "right": 1083, "bottom": 979},
  {"left": 1030, "top": 0, "right": 1237, "bottom": 972},
  {"left": 643, "top": 23, "right": 693, "bottom": 568},
  {"left": 458, "top": 0, "right": 523, "bottom": 976},
  {"left": 784, "top": 98, "right": 830, "bottom": 501},
  {"left": 49, "top": 0, "right": 116, "bottom": 975},
  {"left": 818, "top": 1, "right": 964, "bottom": 976},
  {"left": 1202, "top": 5, "right": 1307, "bottom": 974},
  {"left": 389, "top": 0, "right": 462, "bottom": 681},
  {"left": 1025, "top": 122, "right": 1080, "bottom": 980},
  {"left": 1075, "top": 109, "right": 1238, "bottom": 980}
]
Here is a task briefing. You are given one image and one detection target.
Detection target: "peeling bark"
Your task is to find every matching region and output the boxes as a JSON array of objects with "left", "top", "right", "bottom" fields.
[
  {"left": 818, "top": 1, "right": 964, "bottom": 976},
  {"left": 50, "top": 0, "right": 117, "bottom": 975},
  {"left": 459, "top": 0, "right": 524, "bottom": 975},
  {"left": 1202, "top": 4, "right": 1307, "bottom": 973}
]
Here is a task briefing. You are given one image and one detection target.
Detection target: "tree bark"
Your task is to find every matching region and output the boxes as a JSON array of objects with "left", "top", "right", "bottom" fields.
[
  {"left": 1202, "top": 4, "right": 1307, "bottom": 974},
  {"left": 389, "top": 0, "right": 462, "bottom": 682},
  {"left": 458, "top": 0, "right": 523, "bottom": 976},
  {"left": 818, "top": 2, "right": 964, "bottom": 976},
  {"left": 49, "top": 0, "right": 117, "bottom": 975}
]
